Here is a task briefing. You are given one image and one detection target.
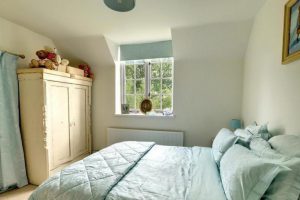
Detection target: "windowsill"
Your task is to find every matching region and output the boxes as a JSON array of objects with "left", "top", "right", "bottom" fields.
[{"left": 114, "top": 113, "right": 175, "bottom": 119}]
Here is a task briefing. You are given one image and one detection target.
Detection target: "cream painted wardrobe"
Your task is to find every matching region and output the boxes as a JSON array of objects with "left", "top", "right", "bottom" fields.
[{"left": 17, "top": 68, "right": 92, "bottom": 185}]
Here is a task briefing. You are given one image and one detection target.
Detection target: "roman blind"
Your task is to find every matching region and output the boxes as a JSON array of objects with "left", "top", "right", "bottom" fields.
[{"left": 120, "top": 40, "right": 173, "bottom": 61}]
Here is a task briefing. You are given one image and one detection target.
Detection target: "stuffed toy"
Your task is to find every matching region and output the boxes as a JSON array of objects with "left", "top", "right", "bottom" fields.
[
  {"left": 79, "top": 64, "right": 94, "bottom": 79},
  {"left": 30, "top": 58, "right": 55, "bottom": 70},
  {"left": 29, "top": 49, "right": 57, "bottom": 70},
  {"left": 36, "top": 50, "right": 48, "bottom": 60},
  {"left": 29, "top": 48, "right": 69, "bottom": 71}
]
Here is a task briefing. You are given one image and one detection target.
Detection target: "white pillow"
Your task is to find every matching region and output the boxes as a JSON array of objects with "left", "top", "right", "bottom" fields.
[
  {"left": 249, "top": 137, "right": 274, "bottom": 158},
  {"left": 269, "top": 135, "right": 300, "bottom": 158},
  {"left": 212, "top": 128, "right": 238, "bottom": 166},
  {"left": 245, "top": 122, "right": 271, "bottom": 140},
  {"left": 250, "top": 137, "right": 300, "bottom": 200},
  {"left": 234, "top": 129, "right": 253, "bottom": 143},
  {"left": 245, "top": 122, "right": 267, "bottom": 133},
  {"left": 220, "top": 144, "right": 283, "bottom": 200}
]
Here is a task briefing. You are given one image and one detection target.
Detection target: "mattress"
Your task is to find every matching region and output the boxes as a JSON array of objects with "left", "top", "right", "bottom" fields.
[{"left": 29, "top": 142, "right": 226, "bottom": 200}]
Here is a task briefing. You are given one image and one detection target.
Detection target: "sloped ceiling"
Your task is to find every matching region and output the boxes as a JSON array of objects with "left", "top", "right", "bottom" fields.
[
  {"left": 0, "top": 0, "right": 265, "bottom": 44},
  {"left": 0, "top": 0, "right": 266, "bottom": 68},
  {"left": 54, "top": 36, "right": 115, "bottom": 67}
]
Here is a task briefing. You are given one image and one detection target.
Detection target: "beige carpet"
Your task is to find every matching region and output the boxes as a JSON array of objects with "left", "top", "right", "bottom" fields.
[{"left": 0, "top": 185, "right": 37, "bottom": 200}]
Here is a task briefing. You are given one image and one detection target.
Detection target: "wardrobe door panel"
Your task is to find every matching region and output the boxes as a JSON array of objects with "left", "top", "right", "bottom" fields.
[
  {"left": 70, "top": 85, "right": 89, "bottom": 158},
  {"left": 47, "top": 82, "right": 72, "bottom": 169}
]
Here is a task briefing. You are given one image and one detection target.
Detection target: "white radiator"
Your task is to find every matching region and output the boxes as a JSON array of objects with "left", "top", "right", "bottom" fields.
[{"left": 107, "top": 128, "right": 184, "bottom": 146}]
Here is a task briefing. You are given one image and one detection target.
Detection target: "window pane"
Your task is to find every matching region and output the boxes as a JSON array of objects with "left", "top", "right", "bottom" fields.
[
  {"left": 136, "top": 80, "right": 145, "bottom": 94},
  {"left": 136, "top": 95, "right": 144, "bottom": 109},
  {"left": 151, "top": 63, "right": 161, "bottom": 78},
  {"left": 151, "top": 79, "right": 161, "bottom": 95},
  {"left": 162, "top": 95, "right": 172, "bottom": 110},
  {"left": 125, "top": 65, "right": 134, "bottom": 79},
  {"left": 126, "top": 80, "right": 134, "bottom": 94},
  {"left": 126, "top": 95, "right": 135, "bottom": 109},
  {"left": 136, "top": 64, "right": 145, "bottom": 79},
  {"left": 162, "top": 79, "right": 172, "bottom": 94},
  {"left": 151, "top": 95, "right": 161, "bottom": 109},
  {"left": 162, "top": 62, "right": 172, "bottom": 78}
]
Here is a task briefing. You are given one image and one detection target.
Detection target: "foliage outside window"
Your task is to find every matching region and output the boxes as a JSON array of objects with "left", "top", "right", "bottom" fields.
[{"left": 121, "top": 58, "right": 174, "bottom": 115}]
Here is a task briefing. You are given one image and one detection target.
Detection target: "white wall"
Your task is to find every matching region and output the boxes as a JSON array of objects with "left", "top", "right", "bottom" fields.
[
  {"left": 0, "top": 14, "right": 256, "bottom": 151},
  {"left": 90, "top": 20, "right": 252, "bottom": 150},
  {"left": 0, "top": 17, "right": 55, "bottom": 68},
  {"left": 0, "top": 15, "right": 252, "bottom": 150},
  {"left": 242, "top": 0, "right": 300, "bottom": 136}
]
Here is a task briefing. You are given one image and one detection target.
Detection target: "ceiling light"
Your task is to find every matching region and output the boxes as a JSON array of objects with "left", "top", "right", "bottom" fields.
[{"left": 104, "top": 0, "right": 135, "bottom": 12}]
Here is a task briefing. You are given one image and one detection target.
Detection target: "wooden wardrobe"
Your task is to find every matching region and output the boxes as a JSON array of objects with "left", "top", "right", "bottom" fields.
[{"left": 17, "top": 68, "right": 92, "bottom": 185}]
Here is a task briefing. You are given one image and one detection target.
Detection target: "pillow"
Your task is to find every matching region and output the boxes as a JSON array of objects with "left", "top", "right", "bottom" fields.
[
  {"left": 245, "top": 122, "right": 271, "bottom": 140},
  {"left": 234, "top": 129, "right": 252, "bottom": 142},
  {"left": 269, "top": 135, "right": 300, "bottom": 158},
  {"left": 212, "top": 128, "right": 238, "bottom": 166},
  {"left": 220, "top": 144, "right": 284, "bottom": 200},
  {"left": 234, "top": 129, "right": 253, "bottom": 148},
  {"left": 250, "top": 138, "right": 300, "bottom": 200},
  {"left": 249, "top": 137, "right": 273, "bottom": 158},
  {"left": 245, "top": 121, "right": 266, "bottom": 133}
]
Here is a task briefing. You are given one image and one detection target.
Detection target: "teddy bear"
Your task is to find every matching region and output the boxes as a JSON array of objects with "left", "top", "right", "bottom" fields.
[
  {"left": 29, "top": 48, "right": 70, "bottom": 71},
  {"left": 46, "top": 48, "right": 70, "bottom": 70},
  {"left": 29, "top": 49, "right": 57, "bottom": 70},
  {"left": 29, "top": 58, "right": 56, "bottom": 70}
]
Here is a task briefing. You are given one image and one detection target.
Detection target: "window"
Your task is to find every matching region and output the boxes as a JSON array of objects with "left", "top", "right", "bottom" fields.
[{"left": 121, "top": 58, "right": 174, "bottom": 115}]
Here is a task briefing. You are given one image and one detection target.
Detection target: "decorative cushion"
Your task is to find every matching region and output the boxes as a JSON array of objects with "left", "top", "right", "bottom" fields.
[
  {"left": 212, "top": 128, "right": 238, "bottom": 166},
  {"left": 220, "top": 144, "right": 283, "bottom": 200},
  {"left": 269, "top": 135, "right": 300, "bottom": 158},
  {"left": 250, "top": 138, "right": 300, "bottom": 200},
  {"left": 249, "top": 137, "right": 273, "bottom": 158},
  {"left": 245, "top": 122, "right": 271, "bottom": 140},
  {"left": 234, "top": 129, "right": 253, "bottom": 143}
]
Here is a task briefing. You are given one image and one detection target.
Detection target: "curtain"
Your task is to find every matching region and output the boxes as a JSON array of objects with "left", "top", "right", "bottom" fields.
[{"left": 0, "top": 51, "right": 28, "bottom": 192}]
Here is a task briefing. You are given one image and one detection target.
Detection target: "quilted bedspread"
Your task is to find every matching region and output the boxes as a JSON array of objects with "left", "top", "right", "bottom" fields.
[
  {"left": 106, "top": 145, "right": 227, "bottom": 200},
  {"left": 29, "top": 141, "right": 155, "bottom": 200},
  {"left": 30, "top": 142, "right": 227, "bottom": 200}
]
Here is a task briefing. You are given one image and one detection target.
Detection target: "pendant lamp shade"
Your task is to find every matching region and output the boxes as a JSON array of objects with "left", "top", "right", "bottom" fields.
[{"left": 104, "top": 0, "right": 135, "bottom": 12}]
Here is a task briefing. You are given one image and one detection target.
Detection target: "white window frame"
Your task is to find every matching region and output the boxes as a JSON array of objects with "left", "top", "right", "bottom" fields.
[{"left": 120, "top": 57, "right": 174, "bottom": 114}]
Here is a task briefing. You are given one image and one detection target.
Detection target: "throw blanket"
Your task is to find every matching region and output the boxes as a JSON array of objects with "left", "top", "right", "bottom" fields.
[{"left": 29, "top": 142, "right": 155, "bottom": 200}]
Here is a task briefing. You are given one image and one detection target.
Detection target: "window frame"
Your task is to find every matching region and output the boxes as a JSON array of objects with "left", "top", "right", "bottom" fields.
[{"left": 120, "top": 57, "right": 174, "bottom": 114}]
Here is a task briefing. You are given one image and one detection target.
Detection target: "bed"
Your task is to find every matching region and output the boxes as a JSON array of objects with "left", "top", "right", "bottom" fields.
[
  {"left": 29, "top": 128, "right": 300, "bottom": 200},
  {"left": 29, "top": 141, "right": 227, "bottom": 200}
]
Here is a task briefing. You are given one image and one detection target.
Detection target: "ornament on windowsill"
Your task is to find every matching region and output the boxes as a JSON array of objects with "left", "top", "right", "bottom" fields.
[{"left": 140, "top": 98, "right": 152, "bottom": 114}]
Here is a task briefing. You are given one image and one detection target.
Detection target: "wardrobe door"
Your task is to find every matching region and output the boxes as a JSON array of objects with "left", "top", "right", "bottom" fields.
[
  {"left": 47, "top": 82, "right": 72, "bottom": 169},
  {"left": 69, "top": 85, "right": 89, "bottom": 159}
]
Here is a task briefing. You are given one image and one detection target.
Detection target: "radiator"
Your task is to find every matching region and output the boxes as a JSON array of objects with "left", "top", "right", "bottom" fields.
[{"left": 107, "top": 128, "right": 184, "bottom": 146}]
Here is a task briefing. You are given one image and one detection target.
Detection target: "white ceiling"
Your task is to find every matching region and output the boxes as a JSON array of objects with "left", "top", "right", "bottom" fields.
[{"left": 0, "top": 0, "right": 265, "bottom": 44}]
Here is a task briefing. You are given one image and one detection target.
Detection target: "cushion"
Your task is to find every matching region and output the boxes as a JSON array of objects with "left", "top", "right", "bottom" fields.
[
  {"left": 269, "top": 135, "right": 300, "bottom": 158},
  {"left": 220, "top": 144, "right": 283, "bottom": 200},
  {"left": 249, "top": 137, "right": 273, "bottom": 157},
  {"left": 212, "top": 128, "right": 238, "bottom": 166},
  {"left": 250, "top": 138, "right": 300, "bottom": 200},
  {"left": 245, "top": 122, "right": 271, "bottom": 140},
  {"left": 234, "top": 129, "right": 252, "bottom": 142}
]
